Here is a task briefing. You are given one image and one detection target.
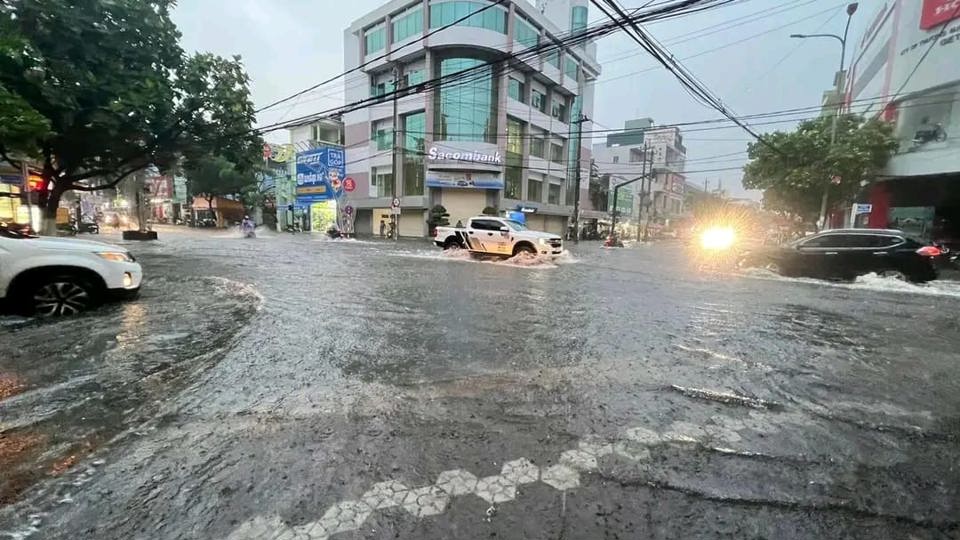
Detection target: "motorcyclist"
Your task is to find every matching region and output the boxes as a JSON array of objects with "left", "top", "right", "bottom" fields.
[{"left": 241, "top": 215, "right": 255, "bottom": 237}]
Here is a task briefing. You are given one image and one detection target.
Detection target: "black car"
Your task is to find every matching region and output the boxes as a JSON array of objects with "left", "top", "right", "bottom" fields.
[{"left": 739, "top": 229, "right": 943, "bottom": 283}]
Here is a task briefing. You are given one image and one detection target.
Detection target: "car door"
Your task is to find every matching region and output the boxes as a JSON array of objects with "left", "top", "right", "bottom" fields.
[
  {"left": 468, "top": 219, "right": 507, "bottom": 254},
  {"left": 794, "top": 233, "right": 847, "bottom": 278},
  {"left": 833, "top": 234, "right": 879, "bottom": 278}
]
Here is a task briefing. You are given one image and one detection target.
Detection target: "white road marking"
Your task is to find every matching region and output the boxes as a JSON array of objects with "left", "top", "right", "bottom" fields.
[{"left": 226, "top": 421, "right": 742, "bottom": 540}]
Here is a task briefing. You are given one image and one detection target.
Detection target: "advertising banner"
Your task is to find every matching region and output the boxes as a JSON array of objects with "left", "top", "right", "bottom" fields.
[
  {"left": 425, "top": 171, "right": 504, "bottom": 189},
  {"left": 921, "top": 0, "right": 960, "bottom": 30},
  {"left": 295, "top": 146, "right": 345, "bottom": 204}
]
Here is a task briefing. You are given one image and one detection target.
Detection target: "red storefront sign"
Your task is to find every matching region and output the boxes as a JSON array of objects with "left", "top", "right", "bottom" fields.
[{"left": 920, "top": 0, "right": 960, "bottom": 30}]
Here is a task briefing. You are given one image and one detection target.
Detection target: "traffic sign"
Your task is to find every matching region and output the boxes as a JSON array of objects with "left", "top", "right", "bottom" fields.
[
  {"left": 391, "top": 198, "right": 401, "bottom": 208},
  {"left": 854, "top": 203, "right": 872, "bottom": 215},
  {"left": 343, "top": 177, "right": 356, "bottom": 192},
  {"left": 343, "top": 205, "right": 353, "bottom": 216}
]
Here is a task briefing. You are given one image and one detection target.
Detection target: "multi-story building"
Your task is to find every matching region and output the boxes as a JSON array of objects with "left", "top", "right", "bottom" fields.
[
  {"left": 591, "top": 118, "right": 687, "bottom": 233},
  {"left": 341, "top": 0, "right": 600, "bottom": 236},
  {"left": 279, "top": 118, "right": 345, "bottom": 231},
  {"left": 847, "top": 0, "right": 960, "bottom": 243}
]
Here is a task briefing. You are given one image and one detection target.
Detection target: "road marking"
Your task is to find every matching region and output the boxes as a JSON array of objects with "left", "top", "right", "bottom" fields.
[{"left": 226, "top": 421, "right": 737, "bottom": 540}]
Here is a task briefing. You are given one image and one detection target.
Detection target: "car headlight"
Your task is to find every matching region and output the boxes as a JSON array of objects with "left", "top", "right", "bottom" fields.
[
  {"left": 538, "top": 238, "right": 549, "bottom": 245},
  {"left": 97, "top": 251, "right": 133, "bottom": 262}
]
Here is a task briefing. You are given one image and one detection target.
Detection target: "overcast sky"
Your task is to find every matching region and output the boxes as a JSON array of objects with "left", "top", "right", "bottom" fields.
[{"left": 172, "top": 0, "right": 872, "bottom": 198}]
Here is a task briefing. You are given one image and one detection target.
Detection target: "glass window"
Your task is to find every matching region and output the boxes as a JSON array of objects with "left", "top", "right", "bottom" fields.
[
  {"left": 530, "top": 137, "right": 545, "bottom": 158},
  {"left": 365, "top": 26, "right": 386, "bottom": 55},
  {"left": 571, "top": 6, "right": 588, "bottom": 34},
  {"left": 612, "top": 156, "right": 619, "bottom": 164},
  {"left": 371, "top": 120, "right": 392, "bottom": 150},
  {"left": 531, "top": 89, "right": 546, "bottom": 113},
  {"left": 550, "top": 142, "right": 564, "bottom": 163},
  {"left": 505, "top": 118, "right": 523, "bottom": 199},
  {"left": 507, "top": 78, "right": 525, "bottom": 103},
  {"left": 515, "top": 14, "right": 539, "bottom": 48},
  {"left": 435, "top": 56, "right": 498, "bottom": 143},
  {"left": 371, "top": 166, "right": 394, "bottom": 198},
  {"left": 548, "top": 183, "right": 561, "bottom": 204},
  {"left": 402, "top": 111, "right": 425, "bottom": 196},
  {"left": 527, "top": 179, "right": 543, "bottom": 202},
  {"left": 392, "top": 6, "right": 423, "bottom": 43},
  {"left": 429, "top": 2, "right": 507, "bottom": 34},
  {"left": 551, "top": 96, "right": 567, "bottom": 122},
  {"left": 564, "top": 57, "right": 579, "bottom": 81},
  {"left": 405, "top": 69, "right": 425, "bottom": 87},
  {"left": 544, "top": 50, "right": 560, "bottom": 68}
]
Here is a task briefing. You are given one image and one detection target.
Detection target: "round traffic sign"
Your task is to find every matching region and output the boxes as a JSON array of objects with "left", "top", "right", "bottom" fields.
[
  {"left": 343, "top": 205, "right": 354, "bottom": 216},
  {"left": 343, "top": 177, "right": 356, "bottom": 192},
  {"left": 391, "top": 198, "right": 401, "bottom": 208}
]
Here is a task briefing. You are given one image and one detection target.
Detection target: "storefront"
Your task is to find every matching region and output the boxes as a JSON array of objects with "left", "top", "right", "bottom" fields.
[{"left": 863, "top": 174, "right": 960, "bottom": 246}]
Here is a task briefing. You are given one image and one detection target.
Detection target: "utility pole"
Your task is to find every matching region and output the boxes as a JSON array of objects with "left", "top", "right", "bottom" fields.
[
  {"left": 571, "top": 113, "right": 588, "bottom": 243},
  {"left": 792, "top": 2, "right": 858, "bottom": 230},
  {"left": 20, "top": 160, "right": 32, "bottom": 229},
  {"left": 391, "top": 65, "right": 402, "bottom": 241},
  {"left": 639, "top": 144, "right": 648, "bottom": 241}
]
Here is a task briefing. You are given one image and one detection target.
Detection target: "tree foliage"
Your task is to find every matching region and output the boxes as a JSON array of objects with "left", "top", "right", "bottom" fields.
[
  {"left": 0, "top": 0, "right": 262, "bottom": 226},
  {"left": 183, "top": 156, "right": 253, "bottom": 209},
  {"left": 742, "top": 114, "right": 897, "bottom": 222}
]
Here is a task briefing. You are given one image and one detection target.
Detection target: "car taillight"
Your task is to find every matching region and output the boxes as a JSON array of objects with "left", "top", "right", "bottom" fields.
[{"left": 916, "top": 246, "right": 942, "bottom": 257}]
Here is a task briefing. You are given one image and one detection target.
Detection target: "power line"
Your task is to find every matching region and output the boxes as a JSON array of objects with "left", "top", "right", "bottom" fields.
[
  {"left": 253, "top": 0, "right": 742, "bottom": 134},
  {"left": 255, "top": 0, "right": 508, "bottom": 113}
]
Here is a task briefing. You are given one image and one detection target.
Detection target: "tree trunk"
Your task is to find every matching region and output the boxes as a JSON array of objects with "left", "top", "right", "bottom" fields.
[{"left": 40, "top": 178, "right": 65, "bottom": 236}]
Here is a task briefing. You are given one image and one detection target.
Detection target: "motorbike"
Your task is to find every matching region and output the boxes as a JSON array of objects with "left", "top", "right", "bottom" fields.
[
  {"left": 326, "top": 227, "right": 343, "bottom": 239},
  {"left": 603, "top": 235, "right": 624, "bottom": 248},
  {"left": 240, "top": 221, "right": 256, "bottom": 239},
  {"left": 78, "top": 221, "right": 100, "bottom": 234},
  {"left": 912, "top": 123, "right": 947, "bottom": 148}
]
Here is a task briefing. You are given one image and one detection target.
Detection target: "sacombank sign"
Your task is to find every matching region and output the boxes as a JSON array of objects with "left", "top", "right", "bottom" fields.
[{"left": 427, "top": 146, "right": 503, "bottom": 164}]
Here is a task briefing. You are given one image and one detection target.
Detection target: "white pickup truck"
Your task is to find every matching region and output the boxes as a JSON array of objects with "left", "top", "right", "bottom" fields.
[{"left": 433, "top": 216, "right": 563, "bottom": 257}]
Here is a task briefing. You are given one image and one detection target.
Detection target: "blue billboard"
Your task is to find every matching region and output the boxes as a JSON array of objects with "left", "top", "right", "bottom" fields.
[{"left": 295, "top": 146, "right": 345, "bottom": 204}]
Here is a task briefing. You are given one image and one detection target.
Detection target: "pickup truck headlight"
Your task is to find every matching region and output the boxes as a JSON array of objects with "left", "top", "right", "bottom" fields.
[
  {"left": 97, "top": 251, "right": 134, "bottom": 262},
  {"left": 538, "top": 238, "right": 549, "bottom": 245}
]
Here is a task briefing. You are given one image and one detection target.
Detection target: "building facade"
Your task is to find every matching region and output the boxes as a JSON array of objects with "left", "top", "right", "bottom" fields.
[
  {"left": 591, "top": 118, "right": 687, "bottom": 235},
  {"left": 342, "top": 0, "right": 600, "bottom": 237},
  {"left": 847, "top": 0, "right": 960, "bottom": 243}
]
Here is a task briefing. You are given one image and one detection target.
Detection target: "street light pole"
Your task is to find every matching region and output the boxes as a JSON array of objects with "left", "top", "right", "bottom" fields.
[
  {"left": 791, "top": 2, "right": 858, "bottom": 230},
  {"left": 571, "top": 113, "right": 588, "bottom": 243}
]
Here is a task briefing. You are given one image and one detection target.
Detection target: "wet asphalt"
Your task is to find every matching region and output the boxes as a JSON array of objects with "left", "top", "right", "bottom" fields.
[{"left": 1, "top": 227, "right": 959, "bottom": 540}]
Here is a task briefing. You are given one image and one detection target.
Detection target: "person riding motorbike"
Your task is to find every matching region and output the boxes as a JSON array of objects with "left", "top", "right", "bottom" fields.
[{"left": 240, "top": 215, "right": 256, "bottom": 238}]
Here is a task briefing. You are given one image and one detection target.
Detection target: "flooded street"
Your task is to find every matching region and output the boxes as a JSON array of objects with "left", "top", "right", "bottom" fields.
[{"left": 2, "top": 228, "right": 959, "bottom": 539}]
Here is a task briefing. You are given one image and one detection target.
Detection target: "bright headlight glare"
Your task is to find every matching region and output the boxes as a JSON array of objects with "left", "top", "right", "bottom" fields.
[
  {"left": 97, "top": 251, "right": 132, "bottom": 262},
  {"left": 700, "top": 227, "right": 736, "bottom": 250}
]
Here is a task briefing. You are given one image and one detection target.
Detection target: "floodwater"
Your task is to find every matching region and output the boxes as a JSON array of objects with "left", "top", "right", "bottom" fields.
[{"left": 1, "top": 229, "right": 959, "bottom": 539}]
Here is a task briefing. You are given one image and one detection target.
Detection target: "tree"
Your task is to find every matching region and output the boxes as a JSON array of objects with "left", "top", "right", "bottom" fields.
[
  {"left": 742, "top": 114, "right": 897, "bottom": 224},
  {"left": 183, "top": 156, "right": 253, "bottom": 217},
  {"left": 0, "top": 0, "right": 262, "bottom": 232},
  {"left": 426, "top": 204, "right": 450, "bottom": 236}
]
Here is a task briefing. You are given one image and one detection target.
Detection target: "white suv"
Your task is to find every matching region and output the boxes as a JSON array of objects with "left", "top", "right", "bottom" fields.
[{"left": 0, "top": 227, "right": 143, "bottom": 316}]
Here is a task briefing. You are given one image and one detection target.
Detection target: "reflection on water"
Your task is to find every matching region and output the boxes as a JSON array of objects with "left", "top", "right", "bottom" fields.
[{"left": 0, "top": 274, "right": 260, "bottom": 506}]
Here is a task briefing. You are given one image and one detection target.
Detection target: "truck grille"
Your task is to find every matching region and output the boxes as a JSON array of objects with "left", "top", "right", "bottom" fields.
[{"left": 548, "top": 239, "right": 562, "bottom": 249}]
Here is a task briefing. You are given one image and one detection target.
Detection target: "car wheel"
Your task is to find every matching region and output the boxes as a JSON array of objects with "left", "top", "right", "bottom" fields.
[
  {"left": 878, "top": 269, "right": 908, "bottom": 281},
  {"left": 442, "top": 238, "right": 461, "bottom": 250},
  {"left": 513, "top": 244, "right": 536, "bottom": 256},
  {"left": 24, "top": 275, "right": 100, "bottom": 317}
]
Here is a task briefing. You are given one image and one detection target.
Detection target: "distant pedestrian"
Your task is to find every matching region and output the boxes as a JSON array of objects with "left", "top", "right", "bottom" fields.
[
  {"left": 379, "top": 219, "right": 386, "bottom": 238},
  {"left": 455, "top": 219, "right": 463, "bottom": 228}
]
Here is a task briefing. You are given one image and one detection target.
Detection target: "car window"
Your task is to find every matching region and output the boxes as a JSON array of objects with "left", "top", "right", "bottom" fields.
[
  {"left": 873, "top": 236, "right": 904, "bottom": 248},
  {"left": 471, "top": 220, "right": 500, "bottom": 231},
  {"left": 504, "top": 220, "right": 528, "bottom": 231},
  {"left": 844, "top": 235, "right": 882, "bottom": 248},
  {"left": 799, "top": 234, "right": 846, "bottom": 248}
]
